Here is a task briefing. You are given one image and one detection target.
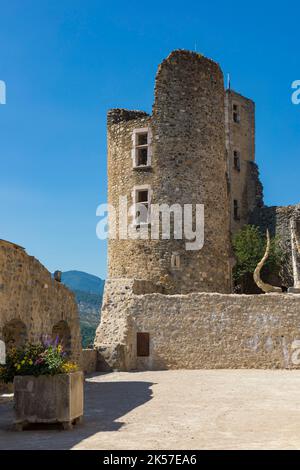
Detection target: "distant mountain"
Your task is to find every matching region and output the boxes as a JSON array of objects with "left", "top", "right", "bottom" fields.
[
  {"left": 59, "top": 271, "right": 105, "bottom": 348},
  {"left": 61, "top": 270, "right": 105, "bottom": 295}
]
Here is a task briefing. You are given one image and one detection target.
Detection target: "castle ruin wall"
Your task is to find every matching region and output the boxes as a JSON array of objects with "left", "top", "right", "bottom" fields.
[{"left": 95, "top": 279, "right": 300, "bottom": 371}]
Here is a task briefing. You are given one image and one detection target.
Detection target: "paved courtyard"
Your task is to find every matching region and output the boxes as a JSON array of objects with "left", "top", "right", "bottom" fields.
[{"left": 1, "top": 370, "right": 300, "bottom": 450}]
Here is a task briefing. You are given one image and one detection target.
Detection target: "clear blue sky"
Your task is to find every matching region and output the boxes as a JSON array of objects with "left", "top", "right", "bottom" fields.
[{"left": 0, "top": 0, "right": 299, "bottom": 279}]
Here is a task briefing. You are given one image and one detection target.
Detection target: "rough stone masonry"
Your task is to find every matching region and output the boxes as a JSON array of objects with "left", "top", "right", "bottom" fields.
[{"left": 106, "top": 50, "right": 232, "bottom": 294}]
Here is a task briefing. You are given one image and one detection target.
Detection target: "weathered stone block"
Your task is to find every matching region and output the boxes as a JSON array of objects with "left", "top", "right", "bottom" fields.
[
  {"left": 14, "top": 372, "right": 84, "bottom": 430},
  {"left": 288, "top": 287, "right": 300, "bottom": 294}
]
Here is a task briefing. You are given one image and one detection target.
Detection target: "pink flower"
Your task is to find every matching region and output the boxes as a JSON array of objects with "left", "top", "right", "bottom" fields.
[{"left": 34, "top": 357, "right": 44, "bottom": 365}]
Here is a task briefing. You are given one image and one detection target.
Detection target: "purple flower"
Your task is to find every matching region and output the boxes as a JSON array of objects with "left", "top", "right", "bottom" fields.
[
  {"left": 41, "top": 335, "right": 52, "bottom": 348},
  {"left": 41, "top": 335, "right": 61, "bottom": 349}
]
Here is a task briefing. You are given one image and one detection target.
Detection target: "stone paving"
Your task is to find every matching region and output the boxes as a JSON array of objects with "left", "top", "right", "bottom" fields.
[{"left": 1, "top": 370, "right": 300, "bottom": 450}]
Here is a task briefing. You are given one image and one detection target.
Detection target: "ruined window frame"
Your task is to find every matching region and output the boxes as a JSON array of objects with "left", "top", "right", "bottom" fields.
[
  {"left": 131, "top": 184, "right": 152, "bottom": 226},
  {"left": 132, "top": 127, "right": 152, "bottom": 168},
  {"left": 171, "top": 252, "right": 181, "bottom": 270}
]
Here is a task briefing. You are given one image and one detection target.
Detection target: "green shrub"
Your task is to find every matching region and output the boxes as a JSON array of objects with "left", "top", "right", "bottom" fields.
[{"left": 233, "top": 225, "right": 283, "bottom": 283}]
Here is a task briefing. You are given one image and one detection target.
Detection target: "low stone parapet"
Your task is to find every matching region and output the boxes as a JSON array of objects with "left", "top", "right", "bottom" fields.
[{"left": 81, "top": 349, "right": 98, "bottom": 374}]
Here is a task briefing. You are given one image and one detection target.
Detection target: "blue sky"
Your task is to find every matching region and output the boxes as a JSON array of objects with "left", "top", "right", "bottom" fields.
[{"left": 0, "top": 0, "right": 299, "bottom": 279}]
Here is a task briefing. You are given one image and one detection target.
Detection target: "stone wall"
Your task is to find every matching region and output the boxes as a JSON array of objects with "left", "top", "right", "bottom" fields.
[
  {"left": 95, "top": 279, "right": 300, "bottom": 371},
  {"left": 94, "top": 279, "right": 137, "bottom": 371},
  {"left": 0, "top": 240, "right": 82, "bottom": 365},
  {"left": 81, "top": 349, "right": 98, "bottom": 374},
  {"left": 246, "top": 162, "right": 264, "bottom": 214},
  {"left": 107, "top": 50, "right": 231, "bottom": 294}
]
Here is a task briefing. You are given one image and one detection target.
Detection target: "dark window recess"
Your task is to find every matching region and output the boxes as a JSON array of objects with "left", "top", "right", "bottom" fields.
[
  {"left": 232, "top": 104, "right": 240, "bottom": 123},
  {"left": 137, "top": 190, "right": 148, "bottom": 203},
  {"left": 233, "top": 112, "right": 239, "bottom": 123},
  {"left": 137, "top": 147, "right": 148, "bottom": 166},
  {"left": 137, "top": 332, "right": 150, "bottom": 357},
  {"left": 135, "top": 189, "right": 149, "bottom": 225},
  {"left": 234, "top": 200, "right": 240, "bottom": 221},
  {"left": 137, "top": 133, "right": 148, "bottom": 146},
  {"left": 233, "top": 151, "right": 240, "bottom": 171}
]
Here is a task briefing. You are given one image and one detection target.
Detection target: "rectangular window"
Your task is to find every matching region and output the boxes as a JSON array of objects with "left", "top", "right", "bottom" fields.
[
  {"left": 232, "top": 103, "right": 240, "bottom": 123},
  {"left": 137, "top": 190, "right": 148, "bottom": 203},
  {"left": 132, "top": 127, "right": 152, "bottom": 168},
  {"left": 137, "top": 332, "right": 150, "bottom": 357},
  {"left": 133, "top": 185, "right": 151, "bottom": 225},
  {"left": 233, "top": 150, "right": 241, "bottom": 171},
  {"left": 234, "top": 199, "right": 240, "bottom": 221}
]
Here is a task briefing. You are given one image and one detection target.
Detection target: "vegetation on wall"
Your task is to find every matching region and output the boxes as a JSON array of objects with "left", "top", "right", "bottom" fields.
[{"left": 233, "top": 225, "right": 283, "bottom": 291}]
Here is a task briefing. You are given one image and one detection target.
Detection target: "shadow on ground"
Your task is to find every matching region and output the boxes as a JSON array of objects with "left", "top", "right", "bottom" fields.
[{"left": 0, "top": 374, "right": 154, "bottom": 450}]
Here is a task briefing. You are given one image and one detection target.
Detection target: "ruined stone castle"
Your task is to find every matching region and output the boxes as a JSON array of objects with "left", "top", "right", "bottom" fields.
[
  {"left": 95, "top": 50, "right": 300, "bottom": 371},
  {"left": 105, "top": 50, "right": 264, "bottom": 295}
]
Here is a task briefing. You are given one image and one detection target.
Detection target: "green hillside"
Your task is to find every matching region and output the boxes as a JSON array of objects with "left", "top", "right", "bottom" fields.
[{"left": 59, "top": 271, "right": 104, "bottom": 348}]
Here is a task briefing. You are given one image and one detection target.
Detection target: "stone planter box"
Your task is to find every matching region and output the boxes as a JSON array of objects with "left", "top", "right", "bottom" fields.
[{"left": 13, "top": 371, "right": 84, "bottom": 430}]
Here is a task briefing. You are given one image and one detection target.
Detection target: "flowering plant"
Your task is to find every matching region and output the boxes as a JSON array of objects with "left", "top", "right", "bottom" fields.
[{"left": 0, "top": 338, "right": 78, "bottom": 383}]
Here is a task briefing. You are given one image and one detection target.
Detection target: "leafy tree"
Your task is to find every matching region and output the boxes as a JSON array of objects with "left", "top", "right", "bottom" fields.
[{"left": 233, "top": 225, "right": 283, "bottom": 284}]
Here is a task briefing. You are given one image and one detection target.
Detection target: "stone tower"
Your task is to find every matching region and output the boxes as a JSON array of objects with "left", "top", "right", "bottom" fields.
[
  {"left": 225, "top": 90, "right": 263, "bottom": 234},
  {"left": 106, "top": 50, "right": 231, "bottom": 294}
]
